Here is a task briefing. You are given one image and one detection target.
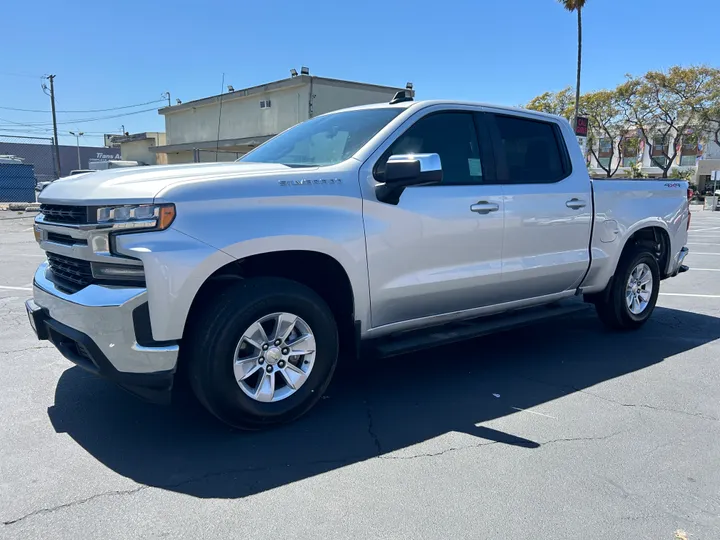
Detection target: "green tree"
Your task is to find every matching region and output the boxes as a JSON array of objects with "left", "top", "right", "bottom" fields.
[
  {"left": 697, "top": 70, "right": 720, "bottom": 148},
  {"left": 525, "top": 87, "right": 575, "bottom": 121},
  {"left": 580, "top": 90, "right": 625, "bottom": 177},
  {"left": 617, "top": 66, "right": 719, "bottom": 178},
  {"left": 557, "top": 0, "right": 587, "bottom": 127}
]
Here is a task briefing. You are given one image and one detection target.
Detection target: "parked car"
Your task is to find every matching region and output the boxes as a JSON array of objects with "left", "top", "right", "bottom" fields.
[{"left": 26, "top": 96, "right": 690, "bottom": 429}]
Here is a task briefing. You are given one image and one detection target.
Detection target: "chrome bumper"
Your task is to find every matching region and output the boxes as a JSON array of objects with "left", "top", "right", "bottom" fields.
[{"left": 32, "top": 262, "right": 178, "bottom": 374}]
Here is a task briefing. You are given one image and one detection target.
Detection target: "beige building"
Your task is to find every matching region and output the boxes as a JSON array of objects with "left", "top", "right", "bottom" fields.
[
  {"left": 587, "top": 129, "right": 720, "bottom": 191},
  {"left": 152, "top": 70, "right": 412, "bottom": 164},
  {"left": 119, "top": 132, "right": 167, "bottom": 165}
]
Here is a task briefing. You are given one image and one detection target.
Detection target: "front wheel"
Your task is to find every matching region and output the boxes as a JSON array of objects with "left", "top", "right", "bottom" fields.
[
  {"left": 186, "top": 278, "right": 339, "bottom": 430},
  {"left": 593, "top": 246, "right": 660, "bottom": 331}
]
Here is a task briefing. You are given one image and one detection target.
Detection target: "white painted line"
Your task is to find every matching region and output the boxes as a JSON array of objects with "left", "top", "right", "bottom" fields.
[
  {"left": 691, "top": 226, "right": 720, "bottom": 232},
  {"left": 511, "top": 407, "right": 557, "bottom": 419},
  {"left": 23, "top": 226, "right": 34, "bottom": 231},
  {"left": 0, "top": 285, "right": 32, "bottom": 291},
  {"left": 686, "top": 268, "right": 720, "bottom": 272},
  {"left": 687, "top": 242, "right": 720, "bottom": 246},
  {"left": 690, "top": 252, "right": 720, "bottom": 255},
  {"left": 660, "top": 292, "right": 720, "bottom": 299}
]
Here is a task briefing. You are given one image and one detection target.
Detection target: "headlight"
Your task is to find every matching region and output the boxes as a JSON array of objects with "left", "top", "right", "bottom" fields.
[{"left": 96, "top": 204, "right": 175, "bottom": 231}]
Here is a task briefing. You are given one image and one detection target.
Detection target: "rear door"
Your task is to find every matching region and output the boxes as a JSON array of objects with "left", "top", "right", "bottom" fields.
[
  {"left": 361, "top": 108, "right": 505, "bottom": 329},
  {"left": 486, "top": 111, "right": 592, "bottom": 302}
]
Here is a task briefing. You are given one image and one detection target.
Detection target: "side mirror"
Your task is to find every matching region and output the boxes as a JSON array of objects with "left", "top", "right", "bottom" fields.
[
  {"left": 376, "top": 153, "right": 442, "bottom": 205},
  {"left": 384, "top": 153, "right": 442, "bottom": 185}
]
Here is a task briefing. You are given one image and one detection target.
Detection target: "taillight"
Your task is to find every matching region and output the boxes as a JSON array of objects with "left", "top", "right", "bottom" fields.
[
  {"left": 687, "top": 188, "right": 693, "bottom": 200},
  {"left": 687, "top": 210, "right": 691, "bottom": 231}
]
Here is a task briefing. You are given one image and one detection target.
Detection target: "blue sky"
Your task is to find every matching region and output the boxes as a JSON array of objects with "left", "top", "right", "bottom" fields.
[{"left": 2, "top": 0, "right": 718, "bottom": 146}]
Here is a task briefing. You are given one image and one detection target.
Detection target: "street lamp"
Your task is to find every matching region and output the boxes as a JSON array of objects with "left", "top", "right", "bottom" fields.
[{"left": 68, "top": 131, "right": 84, "bottom": 169}]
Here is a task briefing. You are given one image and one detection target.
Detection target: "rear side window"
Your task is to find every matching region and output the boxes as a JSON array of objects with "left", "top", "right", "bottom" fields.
[{"left": 492, "top": 115, "right": 569, "bottom": 184}]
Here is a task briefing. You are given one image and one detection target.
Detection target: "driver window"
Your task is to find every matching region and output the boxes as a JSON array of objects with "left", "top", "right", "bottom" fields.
[{"left": 380, "top": 112, "right": 483, "bottom": 185}]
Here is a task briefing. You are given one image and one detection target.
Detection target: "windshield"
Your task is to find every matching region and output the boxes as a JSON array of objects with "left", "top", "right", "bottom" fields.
[{"left": 239, "top": 108, "right": 403, "bottom": 167}]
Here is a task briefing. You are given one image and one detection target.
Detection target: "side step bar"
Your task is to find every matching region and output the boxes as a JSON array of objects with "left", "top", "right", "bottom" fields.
[{"left": 368, "top": 301, "right": 591, "bottom": 359}]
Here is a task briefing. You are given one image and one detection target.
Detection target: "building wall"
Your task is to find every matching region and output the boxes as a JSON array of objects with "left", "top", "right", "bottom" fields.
[
  {"left": 165, "top": 84, "right": 309, "bottom": 145},
  {"left": 587, "top": 132, "right": 719, "bottom": 179},
  {"left": 121, "top": 140, "right": 156, "bottom": 165},
  {"left": 311, "top": 80, "right": 397, "bottom": 116},
  {"left": 165, "top": 151, "right": 194, "bottom": 164}
]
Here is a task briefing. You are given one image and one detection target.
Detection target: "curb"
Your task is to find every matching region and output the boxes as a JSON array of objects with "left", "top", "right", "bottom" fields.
[{"left": 2, "top": 202, "right": 40, "bottom": 212}]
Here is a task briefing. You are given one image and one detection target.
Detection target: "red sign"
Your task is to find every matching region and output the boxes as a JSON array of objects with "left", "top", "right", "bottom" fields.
[{"left": 575, "top": 116, "right": 588, "bottom": 137}]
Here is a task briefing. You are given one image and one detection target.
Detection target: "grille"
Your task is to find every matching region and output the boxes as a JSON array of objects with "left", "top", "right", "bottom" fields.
[
  {"left": 46, "top": 252, "right": 94, "bottom": 291},
  {"left": 46, "top": 232, "right": 87, "bottom": 246},
  {"left": 40, "top": 204, "right": 91, "bottom": 225}
]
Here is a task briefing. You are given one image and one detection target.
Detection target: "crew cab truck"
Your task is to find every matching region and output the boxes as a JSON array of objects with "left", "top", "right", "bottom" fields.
[{"left": 25, "top": 97, "right": 690, "bottom": 429}]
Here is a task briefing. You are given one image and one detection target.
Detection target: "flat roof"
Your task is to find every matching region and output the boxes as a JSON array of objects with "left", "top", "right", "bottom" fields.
[
  {"left": 159, "top": 75, "right": 408, "bottom": 115},
  {"left": 151, "top": 134, "right": 274, "bottom": 154}
]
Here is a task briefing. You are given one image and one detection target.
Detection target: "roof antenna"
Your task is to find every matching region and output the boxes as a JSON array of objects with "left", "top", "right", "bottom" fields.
[
  {"left": 215, "top": 72, "right": 225, "bottom": 162},
  {"left": 390, "top": 90, "right": 413, "bottom": 105}
]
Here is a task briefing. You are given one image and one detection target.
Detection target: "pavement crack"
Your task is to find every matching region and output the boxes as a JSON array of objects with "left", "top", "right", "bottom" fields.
[
  {"left": 380, "top": 430, "right": 624, "bottom": 461},
  {"left": 364, "top": 398, "right": 383, "bottom": 456},
  {"left": 379, "top": 440, "right": 498, "bottom": 460},
  {"left": 515, "top": 375, "right": 719, "bottom": 422},
  {"left": 540, "top": 430, "right": 626, "bottom": 446},
  {"left": 3, "top": 486, "right": 149, "bottom": 526},
  {"left": 2, "top": 457, "right": 359, "bottom": 526}
]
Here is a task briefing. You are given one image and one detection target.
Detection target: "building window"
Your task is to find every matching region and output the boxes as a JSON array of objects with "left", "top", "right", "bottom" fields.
[
  {"left": 260, "top": 100, "right": 272, "bottom": 109},
  {"left": 621, "top": 138, "right": 640, "bottom": 166},
  {"left": 598, "top": 157, "right": 611, "bottom": 168},
  {"left": 651, "top": 156, "right": 668, "bottom": 168},
  {"left": 680, "top": 155, "right": 697, "bottom": 166},
  {"left": 599, "top": 138, "right": 612, "bottom": 154}
]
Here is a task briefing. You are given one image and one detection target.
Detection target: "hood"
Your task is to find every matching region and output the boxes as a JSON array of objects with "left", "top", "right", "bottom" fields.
[{"left": 38, "top": 162, "right": 291, "bottom": 205}]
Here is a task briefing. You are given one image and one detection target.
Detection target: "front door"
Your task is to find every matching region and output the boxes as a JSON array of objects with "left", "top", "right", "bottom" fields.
[{"left": 362, "top": 110, "right": 505, "bottom": 329}]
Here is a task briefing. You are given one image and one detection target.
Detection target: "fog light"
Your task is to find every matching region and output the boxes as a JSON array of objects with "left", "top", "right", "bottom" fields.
[{"left": 91, "top": 262, "right": 145, "bottom": 282}]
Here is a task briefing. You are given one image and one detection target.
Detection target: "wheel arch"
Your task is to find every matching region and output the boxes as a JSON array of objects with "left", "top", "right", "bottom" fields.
[{"left": 181, "top": 248, "right": 361, "bottom": 366}]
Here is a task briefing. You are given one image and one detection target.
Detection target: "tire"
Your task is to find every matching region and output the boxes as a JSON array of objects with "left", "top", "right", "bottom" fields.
[
  {"left": 593, "top": 246, "right": 660, "bottom": 331},
  {"left": 185, "top": 277, "right": 338, "bottom": 430}
]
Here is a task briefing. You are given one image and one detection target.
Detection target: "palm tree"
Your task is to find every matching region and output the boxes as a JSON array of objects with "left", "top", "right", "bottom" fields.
[{"left": 558, "top": 0, "right": 587, "bottom": 128}]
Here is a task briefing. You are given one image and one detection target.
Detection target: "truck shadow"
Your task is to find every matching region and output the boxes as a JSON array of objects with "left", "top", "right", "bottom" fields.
[{"left": 48, "top": 306, "right": 720, "bottom": 499}]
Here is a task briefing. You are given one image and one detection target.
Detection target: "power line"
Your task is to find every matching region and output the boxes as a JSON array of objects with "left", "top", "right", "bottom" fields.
[
  {"left": 0, "top": 98, "right": 166, "bottom": 114},
  {"left": 0, "top": 106, "right": 160, "bottom": 128}
]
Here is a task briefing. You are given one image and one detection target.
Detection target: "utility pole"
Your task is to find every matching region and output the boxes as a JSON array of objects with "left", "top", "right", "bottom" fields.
[{"left": 46, "top": 75, "right": 61, "bottom": 178}]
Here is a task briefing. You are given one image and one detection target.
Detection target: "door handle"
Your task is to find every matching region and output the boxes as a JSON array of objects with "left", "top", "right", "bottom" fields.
[
  {"left": 566, "top": 198, "right": 587, "bottom": 210},
  {"left": 470, "top": 201, "right": 499, "bottom": 214}
]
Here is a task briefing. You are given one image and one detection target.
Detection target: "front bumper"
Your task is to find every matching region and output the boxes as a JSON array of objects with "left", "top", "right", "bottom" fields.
[{"left": 28, "top": 262, "right": 178, "bottom": 403}]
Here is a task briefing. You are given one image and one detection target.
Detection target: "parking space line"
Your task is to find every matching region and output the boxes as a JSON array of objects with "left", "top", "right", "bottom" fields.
[
  {"left": 660, "top": 293, "right": 720, "bottom": 298},
  {"left": 510, "top": 407, "right": 557, "bottom": 419},
  {"left": 0, "top": 285, "right": 32, "bottom": 291},
  {"left": 688, "top": 242, "right": 720, "bottom": 246},
  {"left": 690, "top": 252, "right": 720, "bottom": 255},
  {"left": 691, "top": 226, "right": 720, "bottom": 233},
  {"left": 687, "top": 268, "right": 720, "bottom": 272}
]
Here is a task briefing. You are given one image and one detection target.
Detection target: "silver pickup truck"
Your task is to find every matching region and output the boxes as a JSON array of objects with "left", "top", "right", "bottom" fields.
[{"left": 25, "top": 97, "right": 690, "bottom": 429}]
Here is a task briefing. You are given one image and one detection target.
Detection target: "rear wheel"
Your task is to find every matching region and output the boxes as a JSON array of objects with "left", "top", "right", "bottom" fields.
[
  {"left": 593, "top": 246, "right": 660, "bottom": 330},
  {"left": 186, "top": 278, "right": 338, "bottom": 430}
]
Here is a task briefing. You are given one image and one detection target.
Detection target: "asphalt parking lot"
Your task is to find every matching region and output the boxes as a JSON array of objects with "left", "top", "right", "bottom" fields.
[{"left": 1, "top": 208, "right": 719, "bottom": 540}]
